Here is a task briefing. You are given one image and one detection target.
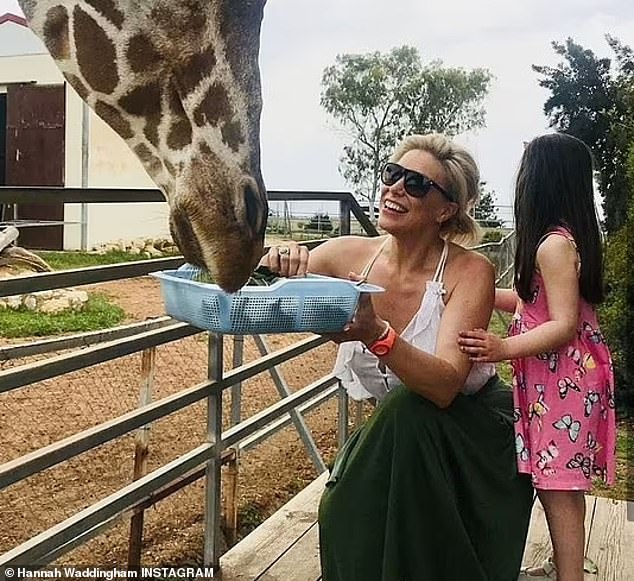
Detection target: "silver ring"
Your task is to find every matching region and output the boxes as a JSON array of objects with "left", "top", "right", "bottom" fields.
[{"left": 278, "top": 246, "right": 290, "bottom": 255}]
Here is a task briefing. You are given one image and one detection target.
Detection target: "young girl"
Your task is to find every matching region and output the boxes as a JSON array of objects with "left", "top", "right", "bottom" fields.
[{"left": 458, "top": 133, "right": 616, "bottom": 581}]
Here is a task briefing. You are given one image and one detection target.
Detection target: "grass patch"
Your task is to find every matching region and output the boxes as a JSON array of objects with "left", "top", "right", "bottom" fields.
[
  {"left": 36, "top": 250, "right": 155, "bottom": 270},
  {"left": 488, "top": 310, "right": 513, "bottom": 383},
  {"left": 0, "top": 294, "right": 125, "bottom": 338}
]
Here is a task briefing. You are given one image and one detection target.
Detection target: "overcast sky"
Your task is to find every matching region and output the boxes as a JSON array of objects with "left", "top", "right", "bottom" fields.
[{"left": 3, "top": 0, "right": 634, "bottom": 222}]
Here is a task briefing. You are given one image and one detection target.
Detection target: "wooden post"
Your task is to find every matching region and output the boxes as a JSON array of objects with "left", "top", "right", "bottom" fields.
[{"left": 127, "top": 346, "right": 156, "bottom": 570}]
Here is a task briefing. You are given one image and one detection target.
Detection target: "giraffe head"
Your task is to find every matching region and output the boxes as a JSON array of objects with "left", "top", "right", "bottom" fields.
[{"left": 18, "top": 0, "right": 269, "bottom": 292}]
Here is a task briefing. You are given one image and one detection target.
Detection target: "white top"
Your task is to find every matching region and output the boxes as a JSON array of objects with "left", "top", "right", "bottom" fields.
[{"left": 333, "top": 238, "right": 495, "bottom": 401}]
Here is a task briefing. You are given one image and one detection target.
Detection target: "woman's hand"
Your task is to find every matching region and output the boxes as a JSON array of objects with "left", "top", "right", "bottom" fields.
[
  {"left": 457, "top": 329, "right": 508, "bottom": 363},
  {"left": 325, "top": 272, "right": 387, "bottom": 345},
  {"left": 260, "top": 242, "right": 310, "bottom": 277}
]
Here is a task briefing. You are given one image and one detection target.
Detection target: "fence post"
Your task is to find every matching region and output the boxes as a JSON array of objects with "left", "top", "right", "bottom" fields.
[
  {"left": 223, "top": 335, "right": 244, "bottom": 547},
  {"left": 339, "top": 199, "right": 351, "bottom": 236},
  {"left": 204, "top": 333, "right": 224, "bottom": 570},
  {"left": 127, "top": 346, "right": 156, "bottom": 570}
]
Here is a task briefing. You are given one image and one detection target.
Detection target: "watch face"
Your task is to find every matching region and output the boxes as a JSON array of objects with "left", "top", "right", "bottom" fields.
[{"left": 373, "top": 344, "right": 389, "bottom": 356}]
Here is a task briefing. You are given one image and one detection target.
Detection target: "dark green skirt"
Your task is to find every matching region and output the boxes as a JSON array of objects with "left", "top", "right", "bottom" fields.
[{"left": 318, "top": 375, "right": 533, "bottom": 581}]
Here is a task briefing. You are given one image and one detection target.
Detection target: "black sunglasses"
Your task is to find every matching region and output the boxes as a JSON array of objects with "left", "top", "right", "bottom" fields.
[{"left": 381, "top": 162, "right": 455, "bottom": 202}]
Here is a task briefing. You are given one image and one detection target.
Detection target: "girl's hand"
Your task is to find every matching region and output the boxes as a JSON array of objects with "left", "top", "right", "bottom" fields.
[
  {"left": 457, "top": 329, "right": 508, "bottom": 363},
  {"left": 325, "top": 272, "right": 387, "bottom": 345},
  {"left": 260, "top": 242, "right": 309, "bottom": 277}
]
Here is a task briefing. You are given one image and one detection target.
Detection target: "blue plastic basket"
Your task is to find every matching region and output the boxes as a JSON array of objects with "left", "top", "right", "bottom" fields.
[{"left": 151, "top": 266, "right": 384, "bottom": 334}]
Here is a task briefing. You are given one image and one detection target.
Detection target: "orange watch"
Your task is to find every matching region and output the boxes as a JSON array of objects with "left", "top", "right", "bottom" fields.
[{"left": 368, "top": 324, "right": 397, "bottom": 357}]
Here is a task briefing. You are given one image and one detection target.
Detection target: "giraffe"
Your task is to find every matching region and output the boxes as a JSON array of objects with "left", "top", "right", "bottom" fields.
[{"left": 17, "top": 0, "right": 269, "bottom": 292}]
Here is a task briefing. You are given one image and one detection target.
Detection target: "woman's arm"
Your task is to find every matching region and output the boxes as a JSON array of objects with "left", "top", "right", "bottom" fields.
[
  {"left": 259, "top": 236, "right": 369, "bottom": 278},
  {"left": 495, "top": 288, "right": 518, "bottom": 313},
  {"left": 341, "top": 252, "right": 495, "bottom": 408}
]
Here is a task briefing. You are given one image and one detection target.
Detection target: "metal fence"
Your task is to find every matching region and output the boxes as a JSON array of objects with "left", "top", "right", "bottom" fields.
[{"left": 0, "top": 187, "right": 515, "bottom": 574}]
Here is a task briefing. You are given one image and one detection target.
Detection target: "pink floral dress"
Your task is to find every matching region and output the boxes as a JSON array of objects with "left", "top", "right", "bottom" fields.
[{"left": 509, "top": 227, "right": 616, "bottom": 490}]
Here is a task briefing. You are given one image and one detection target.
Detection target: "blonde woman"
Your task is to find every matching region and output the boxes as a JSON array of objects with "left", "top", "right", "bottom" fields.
[{"left": 262, "top": 134, "right": 533, "bottom": 581}]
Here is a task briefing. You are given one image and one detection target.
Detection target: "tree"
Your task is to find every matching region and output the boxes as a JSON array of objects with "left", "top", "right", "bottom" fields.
[
  {"left": 321, "top": 46, "right": 492, "bottom": 221},
  {"left": 304, "top": 212, "right": 333, "bottom": 233},
  {"left": 533, "top": 36, "right": 634, "bottom": 233},
  {"left": 474, "top": 182, "right": 503, "bottom": 228}
]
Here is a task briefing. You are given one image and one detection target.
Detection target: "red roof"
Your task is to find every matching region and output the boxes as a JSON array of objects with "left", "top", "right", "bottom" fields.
[{"left": 0, "top": 13, "right": 28, "bottom": 27}]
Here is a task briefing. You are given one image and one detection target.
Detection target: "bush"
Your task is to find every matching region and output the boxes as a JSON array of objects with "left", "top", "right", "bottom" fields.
[
  {"left": 304, "top": 212, "right": 333, "bottom": 233},
  {"left": 600, "top": 145, "right": 634, "bottom": 413}
]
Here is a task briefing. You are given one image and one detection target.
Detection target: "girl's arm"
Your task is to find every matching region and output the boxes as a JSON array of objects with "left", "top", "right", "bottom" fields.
[
  {"left": 495, "top": 288, "right": 518, "bottom": 313},
  {"left": 458, "top": 234, "right": 579, "bottom": 362},
  {"left": 502, "top": 234, "right": 579, "bottom": 358}
]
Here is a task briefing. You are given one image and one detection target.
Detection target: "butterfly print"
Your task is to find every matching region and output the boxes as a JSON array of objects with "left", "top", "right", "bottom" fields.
[
  {"left": 515, "top": 434, "right": 529, "bottom": 462},
  {"left": 528, "top": 384, "right": 549, "bottom": 426},
  {"left": 536, "top": 440, "right": 559, "bottom": 476},
  {"left": 584, "top": 392, "right": 600, "bottom": 417},
  {"left": 566, "top": 453, "right": 592, "bottom": 478},
  {"left": 586, "top": 431, "right": 602, "bottom": 454},
  {"left": 582, "top": 322, "right": 605, "bottom": 344},
  {"left": 553, "top": 414, "right": 581, "bottom": 443},
  {"left": 537, "top": 351, "right": 559, "bottom": 373},
  {"left": 558, "top": 377, "right": 581, "bottom": 399}
]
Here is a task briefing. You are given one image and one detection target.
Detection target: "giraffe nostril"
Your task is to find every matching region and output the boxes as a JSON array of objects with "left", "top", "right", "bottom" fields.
[{"left": 243, "top": 183, "right": 265, "bottom": 239}]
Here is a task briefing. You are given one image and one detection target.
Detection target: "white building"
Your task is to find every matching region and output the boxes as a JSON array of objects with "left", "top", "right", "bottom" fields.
[{"left": 0, "top": 12, "right": 170, "bottom": 250}]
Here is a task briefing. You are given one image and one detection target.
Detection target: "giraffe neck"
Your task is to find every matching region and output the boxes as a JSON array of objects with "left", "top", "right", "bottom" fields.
[{"left": 19, "top": 0, "right": 269, "bottom": 292}]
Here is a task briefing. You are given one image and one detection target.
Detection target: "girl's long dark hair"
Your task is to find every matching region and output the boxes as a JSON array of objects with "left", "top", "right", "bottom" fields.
[{"left": 514, "top": 133, "right": 604, "bottom": 304}]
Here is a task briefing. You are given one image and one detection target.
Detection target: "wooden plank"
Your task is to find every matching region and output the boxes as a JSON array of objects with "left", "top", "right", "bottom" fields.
[
  {"left": 257, "top": 524, "right": 321, "bottom": 581},
  {"left": 220, "top": 473, "right": 327, "bottom": 581},
  {"left": 522, "top": 495, "right": 596, "bottom": 571},
  {"left": 585, "top": 497, "right": 634, "bottom": 581}
]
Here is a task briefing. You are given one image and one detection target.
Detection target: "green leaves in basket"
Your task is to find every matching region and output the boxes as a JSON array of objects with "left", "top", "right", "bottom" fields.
[
  {"left": 192, "top": 265, "right": 280, "bottom": 287},
  {"left": 248, "top": 265, "right": 280, "bottom": 286}
]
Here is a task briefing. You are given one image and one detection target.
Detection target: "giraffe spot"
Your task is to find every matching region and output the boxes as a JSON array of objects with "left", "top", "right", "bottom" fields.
[
  {"left": 134, "top": 143, "right": 162, "bottom": 176},
  {"left": 167, "top": 119, "right": 193, "bottom": 150},
  {"left": 85, "top": 0, "right": 125, "bottom": 29},
  {"left": 73, "top": 7, "right": 119, "bottom": 94},
  {"left": 164, "top": 160, "right": 176, "bottom": 176},
  {"left": 221, "top": 120, "right": 244, "bottom": 152},
  {"left": 174, "top": 47, "right": 217, "bottom": 96},
  {"left": 95, "top": 101, "right": 133, "bottom": 140},
  {"left": 43, "top": 6, "right": 70, "bottom": 60},
  {"left": 66, "top": 74, "right": 90, "bottom": 101},
  {"left": 144, "top": 118, "right": 160, "bottom": 148},
  {"left": 167, "top": 83, "right": 185, "bottom": 115},
  {"left": 193, "top": 82, "right": 231, "bottom": 127},
  {"left": 119, "top": 83, "right": 161, "bottom": 117},
  {"left": 127, "top": 34, "right": 162, "bottom": 74}
]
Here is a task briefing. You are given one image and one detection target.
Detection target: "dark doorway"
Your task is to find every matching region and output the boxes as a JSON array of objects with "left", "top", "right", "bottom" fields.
[{"left": 5, "top": 84, "right": 65, "bottom": 249}]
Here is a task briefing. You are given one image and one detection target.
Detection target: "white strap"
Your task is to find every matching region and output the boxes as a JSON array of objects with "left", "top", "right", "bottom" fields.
[{"left": 432, "top": 240, "right": 449, "bottom": 283}]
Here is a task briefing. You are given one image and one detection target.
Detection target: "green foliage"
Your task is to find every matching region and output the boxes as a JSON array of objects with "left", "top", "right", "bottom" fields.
[
  {"left": 0, "top": 294, "right": 125, "bottom": 338},
  {"left": 481, "top": 229, "right": 505, "bottom": 244},
  {"left": 304, "top": 212, "right": 333, "bottom": 233},
  {"left": 475, "top": 182, "right": 503, "bottom": 228},
  {"left": 36, "top": 250, "right": 153, "bottom": 270},
  {"left": 533, "top": 36, "right": 634, "bottom": 233},
  {"left": 321, "top": 46, "right": 492, "bottom": 218},
  {"left": 599, "top": 144, "right": 634, "bottom": 412}
]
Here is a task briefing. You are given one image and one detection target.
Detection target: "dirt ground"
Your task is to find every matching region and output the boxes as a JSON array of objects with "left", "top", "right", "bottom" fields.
[{"left": 0, "top": 276, "right": 357, "bottom": 568}]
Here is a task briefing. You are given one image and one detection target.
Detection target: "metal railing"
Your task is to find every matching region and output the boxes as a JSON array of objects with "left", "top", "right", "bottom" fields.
[
  {"left": 0, "top": 189, "right": 379, "bottom": 572},
  {"left": 0, "top": 187, "right": 515, "bottom": 573}
]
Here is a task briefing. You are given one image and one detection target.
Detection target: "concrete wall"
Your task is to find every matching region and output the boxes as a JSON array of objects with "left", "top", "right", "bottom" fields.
[{"left": 0, "top": 19, "right": 170, "bottom": 250}]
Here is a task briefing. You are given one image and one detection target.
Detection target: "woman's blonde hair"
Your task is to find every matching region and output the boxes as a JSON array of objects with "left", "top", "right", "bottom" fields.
[{"left": 390, "top": 133, "right": 482, "bottom": 246}]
